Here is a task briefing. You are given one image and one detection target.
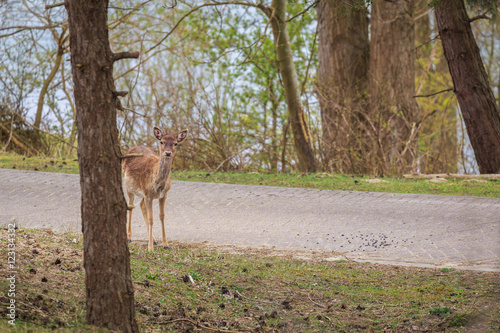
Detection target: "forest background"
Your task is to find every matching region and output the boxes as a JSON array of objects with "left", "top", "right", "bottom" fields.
[{"left": 1, "top": 0, "right": 499, "bottom": 176}]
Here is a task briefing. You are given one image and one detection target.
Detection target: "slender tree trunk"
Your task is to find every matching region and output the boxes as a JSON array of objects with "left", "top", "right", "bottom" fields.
[
  {"left": 65, "top": 0, "right": 138, "bottom": 331},
  {"left": 369, "top": 0, "right": 417, "bottom": 175},
  {"left": 435, "top": 0, "right": 500, "bottom": 174},
  {"left": 263, "top": 0, "right": 317, "bottom": 172},
  {"left": 34, "top": 45, "right": 64, "bottom": 129},
  {"left": 268, "top": 79, "right": 279, "bottom": 171},
  {"left": 316, "top": 0, "right": 369, "bottom": 172}
]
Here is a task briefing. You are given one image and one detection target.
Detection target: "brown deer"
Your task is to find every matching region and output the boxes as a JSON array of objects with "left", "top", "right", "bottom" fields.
[{"left": 122, "top": 126, "right": 188, "bottom": 252}]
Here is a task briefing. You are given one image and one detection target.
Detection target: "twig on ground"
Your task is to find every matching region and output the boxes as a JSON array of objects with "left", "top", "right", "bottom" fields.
[{"left": 308, "top": 293, "right": 327, "bottom": 308}]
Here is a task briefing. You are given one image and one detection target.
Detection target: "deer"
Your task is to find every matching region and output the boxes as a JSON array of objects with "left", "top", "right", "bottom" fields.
[{"left": 122, "top": 126, "right": 188, "bottom": 252}]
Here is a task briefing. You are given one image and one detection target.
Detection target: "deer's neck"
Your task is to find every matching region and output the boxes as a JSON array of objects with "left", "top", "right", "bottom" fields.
[{"left": 153, "top": 156, "right": 172, "bottom": 190}]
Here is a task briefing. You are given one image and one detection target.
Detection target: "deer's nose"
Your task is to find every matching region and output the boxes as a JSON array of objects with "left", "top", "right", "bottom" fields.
[{"left": 165, "top": 151, "right": 172, "bottom": 157}]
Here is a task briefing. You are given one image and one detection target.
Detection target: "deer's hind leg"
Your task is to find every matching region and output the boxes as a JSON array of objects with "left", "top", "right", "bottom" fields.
[
  {"left": 139, "top": 198, "right": 157, "bottom": 248},
  {"left": 127, "top": 191, "right": 135, "bottom": 242},
  {"left": 159, "top": 195, "right": 169, "bottom": 249}
]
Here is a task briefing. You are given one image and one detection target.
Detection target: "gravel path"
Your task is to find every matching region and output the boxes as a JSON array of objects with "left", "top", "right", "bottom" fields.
[{"left": 1, "top": 168, "right": 499, "bottom": 271}]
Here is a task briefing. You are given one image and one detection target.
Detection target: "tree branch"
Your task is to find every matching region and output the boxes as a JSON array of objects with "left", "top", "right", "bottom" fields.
[
  {"left": 0, "top": 25, "right": 59, "bottom": 31},
  {"left": 112, "top": 51, "right": 140, "bottom": 62},
  {"left": 469, "top": 14, "right": 492, "bottom": 22},
  {"left": 287, "top": 0, "right": 320, "bottom": 22},
  {"left": 45, "top": 2, "right": 65, "bottom": 10},
  {"left": 146, "top": 1, "right": 269, "bottom": 54},
  {"left": 413, "top": 88, "right": 454, "bottom": 98},
  {"left": 113, "top": 91, "right": 129, "bottom": 97}
]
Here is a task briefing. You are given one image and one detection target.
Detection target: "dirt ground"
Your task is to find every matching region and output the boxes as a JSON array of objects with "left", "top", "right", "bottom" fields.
[{"left": 1, "top": 227, "right": 499, "bottom": 332}]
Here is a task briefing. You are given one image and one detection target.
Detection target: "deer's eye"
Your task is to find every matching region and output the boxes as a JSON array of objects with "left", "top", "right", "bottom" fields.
[
  {"left": 174, "top": 143, "right": 178, "bottom": 146},
  {"left": 160, "top": 141, "right": 165, "bottom": 145}
]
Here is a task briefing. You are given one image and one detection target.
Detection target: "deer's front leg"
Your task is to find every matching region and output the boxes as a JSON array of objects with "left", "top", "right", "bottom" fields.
[
  {"left": 159, "top": 196, "right": 169, "bottom": 249},
  {"left": 144, "top": 198, "right": 155, "bottom": 252},
  {"left": 140, "top": 198, "right": 157, "bottom": 247}
]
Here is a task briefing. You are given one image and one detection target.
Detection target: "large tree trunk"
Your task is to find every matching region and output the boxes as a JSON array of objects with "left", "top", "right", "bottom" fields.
[
  {"left": 435, "top": 0, "right": 500, "bottom": 174},
  {"left": 369, "top": 0, "right": 417, "bottom": 175},
  {"left": 65, "top": 0, "right": 138, "bottom": 331},
  {"left": 316, "top": 0, "right": 369, "bottom": 173},
  {"left": 264, "top": 0, "right": 317, "bottom": 172}
]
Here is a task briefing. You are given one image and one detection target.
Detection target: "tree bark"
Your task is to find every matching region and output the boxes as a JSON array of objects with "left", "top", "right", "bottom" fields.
[
  {"left": 65, "top": 0, "right": 138, "bottom": 331},
  {"left": 435, "top": 0, "right": 500, "bottom": 174},
  {"left": 316, "top": 0, "right": 369, "bottom": 172},
  {"left": 265, "top": 0, "right": 317, "bottom": 172},
  {"left": 369, "top": 0, "right": 417, "bottom": 175}
]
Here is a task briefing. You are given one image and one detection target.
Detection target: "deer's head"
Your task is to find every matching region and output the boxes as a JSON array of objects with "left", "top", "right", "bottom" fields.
[{"left": 153, "top": 126, "right": 188, "bottom": 159}]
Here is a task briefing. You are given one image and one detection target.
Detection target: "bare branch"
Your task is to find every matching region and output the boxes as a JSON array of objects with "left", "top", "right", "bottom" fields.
[
  {"left": 162, "top": 0, "right": 178, "bottom": 10},
  {"left": 114, "top": 91, "right": 129, "bottom": 97},
  {"left": 287, "top": 0, "right": 320, "bottom": 22},
  {"left": 0, "top": 25, "right": 59, "bottom": 38},
  {"left": 0, "top": 25, "right": 59, "bottom": 31},
  {"left": 112, "top": 51, "right": 140, "bottom": 62},
  {"left": 469, "top": 14, "right": 492, "bottom": 22},
  {"left": 45, "top": 2, "right": 65, "bottom": 10},
  {"left": 147, "top": 1, "right": 268, "bottom": 54},
  {"left": 413, "top": 88, "right": 454, "bottom": 98}
]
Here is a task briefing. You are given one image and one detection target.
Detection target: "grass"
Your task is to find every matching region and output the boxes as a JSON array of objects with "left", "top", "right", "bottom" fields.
[
  {"left": 173, "top": 170, "right": 500, "bottom": 197},
  {"left": 1, "top": 152, "right": 499, "bottom": 197},
  {"left": 0, "top": 152, "right": 79, "bottom": 174},
  {"left": 0, "top": 227, "right": 499, "bottom": 332}
]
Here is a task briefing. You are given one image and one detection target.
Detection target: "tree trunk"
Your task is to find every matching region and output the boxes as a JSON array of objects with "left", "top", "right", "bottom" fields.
[
  {"left": 369, "top": 0, "right": 417, "bottom": 175},
  {"left": 65, "top": 0, "right": 138, "bottom": 331},
  {"left": 435, "top": 0, "right": 500, "bottom": 174},
  {"left": 266, "top": 0, "right": 317, "bottom": 172},
  {"left": 316, "top": 0, "right": 369, "bottom": 173}
]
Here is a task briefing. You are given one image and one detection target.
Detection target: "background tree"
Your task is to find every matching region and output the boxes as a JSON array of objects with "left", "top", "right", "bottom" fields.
[
  {"left": 64, "top": 0, "right": 139, "bottom": 331},
  {"left": 435, "top": 0, "right": 500, "bottom": 174},
  {"left": 369, "top": 0, "right": 418, "bottom": 175},
  {"left": 316, "top": 0, "right": 369, "bottom": 173},
  {"left": 260, "top": 0, "right": 317, "bottom": 172},
  {"left": 413, "top": 0, "right": 459, "bottom": 174}
]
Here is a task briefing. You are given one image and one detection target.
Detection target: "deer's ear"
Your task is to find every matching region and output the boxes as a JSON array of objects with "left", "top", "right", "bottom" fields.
[
  {"left": 177, "top": 129, "right": 188, "bottom": 143},
  {"left": 153, "top": 126, "right": 163, "bottom": 140}
]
